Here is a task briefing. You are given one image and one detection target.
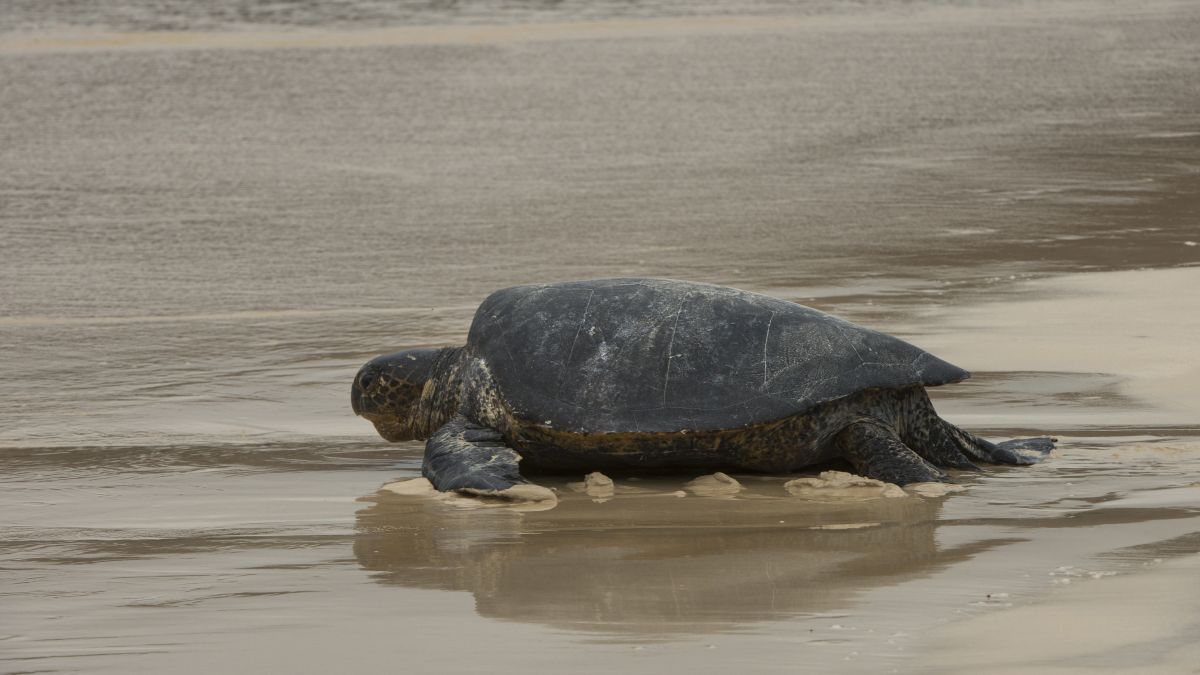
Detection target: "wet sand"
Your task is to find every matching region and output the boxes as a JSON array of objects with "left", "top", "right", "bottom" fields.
[
  {"left": 3, "top": 0, "right": 1200, "bottom": 672},
  {"left": 921, "top": 551, "right": 1200, "bottom": 674}
]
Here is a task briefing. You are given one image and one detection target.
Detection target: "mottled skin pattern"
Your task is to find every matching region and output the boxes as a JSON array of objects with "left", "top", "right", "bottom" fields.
[
  {"left": 514, "top": 386, "right": 954, "bottom": 474},
  {"left": 352, "top": 279, "right": 1055, "bottom": 493}
]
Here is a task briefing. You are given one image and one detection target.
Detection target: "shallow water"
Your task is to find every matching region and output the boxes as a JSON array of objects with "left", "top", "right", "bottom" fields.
[{"left": 3, "top": 0, "right": 1200, "bottom": 672}]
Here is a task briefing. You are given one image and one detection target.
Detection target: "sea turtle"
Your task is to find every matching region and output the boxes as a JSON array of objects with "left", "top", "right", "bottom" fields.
[{"left": 352, "top": 278, "right": 1054, "bottom": 497}]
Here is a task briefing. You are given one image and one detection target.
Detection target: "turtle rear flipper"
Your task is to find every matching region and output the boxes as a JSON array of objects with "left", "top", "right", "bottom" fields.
[
  {"left": 423, "top": 415, "right": 556, "bottom": 502},
  {"left": 934, "top": 419, "right": 1057, "bottom": 466},
  {"left": 987, "top": 437, "right": 1056, "bottom": 465},
  {"left": 836, "top": 419, "right": 948, "bottom": 486}
]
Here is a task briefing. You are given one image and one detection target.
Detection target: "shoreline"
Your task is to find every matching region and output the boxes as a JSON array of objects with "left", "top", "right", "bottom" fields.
[
  {"left": 3, "top": 0, "right": 1199, "bottom": 670},
  {"left": 1, "top": 0, "right": 1190, "bottom": 55}
]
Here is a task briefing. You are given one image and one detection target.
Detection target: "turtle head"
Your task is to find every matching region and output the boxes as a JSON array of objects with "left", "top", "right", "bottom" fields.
[{"left": 352, "top": 348, "right": 454, "bottom": 441}]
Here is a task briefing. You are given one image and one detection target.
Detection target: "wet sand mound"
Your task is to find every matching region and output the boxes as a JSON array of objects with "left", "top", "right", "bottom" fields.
[
  {"left": 785, "top": 471, "right": 906, "bottom": 500},
  {"left": 382, "top": 477, "right": 558, "bottom": 510},
  {"left": 568, "top": 471, "right": 616, "bottom": 499},
  {"left": 684, "top": 472, "right": 743, "bottom": 497}
]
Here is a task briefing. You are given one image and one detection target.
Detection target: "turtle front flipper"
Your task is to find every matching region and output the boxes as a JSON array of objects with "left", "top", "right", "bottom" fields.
[
  {"left": 836, "top": 419, "right": 948, "bottom": 486},
  {"left": 423, "top": 415, "right": 556, "bottom": 502}
]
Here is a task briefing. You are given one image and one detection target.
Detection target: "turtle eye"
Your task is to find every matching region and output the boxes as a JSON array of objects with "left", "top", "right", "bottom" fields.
[{"left": 359, "top": 371, "right": 376, "bottom": 391}]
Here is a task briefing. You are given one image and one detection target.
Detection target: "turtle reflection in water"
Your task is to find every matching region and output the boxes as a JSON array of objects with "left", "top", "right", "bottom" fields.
[
  {"left": 353, "top": 482, "right": 992, "bottom": 633},
  {"left": 351, "top": 278, "right": 1054, "bottom": 497}
]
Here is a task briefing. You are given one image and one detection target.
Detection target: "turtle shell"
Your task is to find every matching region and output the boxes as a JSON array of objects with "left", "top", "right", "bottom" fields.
[{"left": 467, "top": 278, "right": 967, "bottom": 434}]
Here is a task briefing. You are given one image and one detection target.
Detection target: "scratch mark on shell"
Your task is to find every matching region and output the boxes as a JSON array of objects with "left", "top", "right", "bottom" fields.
[
  {"left": 557, "top": 289, "right": 595, "bottom": 397},
  {"left": 661, "top": 299, "right": 685, "bottom": 407},
  {"left": 831, "top": 318, "right": 866, "bottom": 366},
  {"left": 762, "top": 310, "right": 776, "bottom": 390}
]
